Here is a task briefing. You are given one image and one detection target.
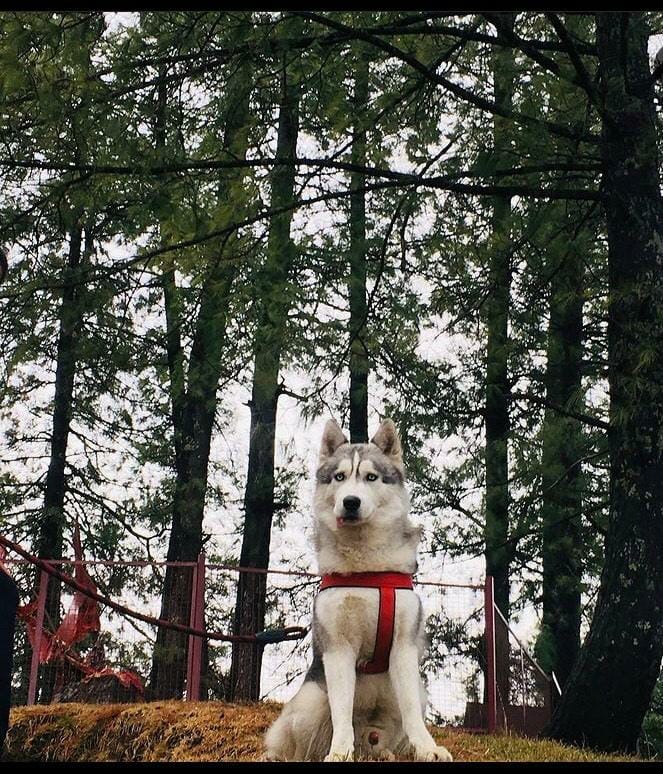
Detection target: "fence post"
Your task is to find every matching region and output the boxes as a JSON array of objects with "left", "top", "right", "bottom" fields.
[
  {"left": 550, "top": 670, "right": 562, "bottom": 718},
  {"left": 27, "top": 569, "right": 49, "bottom": 705},
  {"left": 186, "top": 552, "right": 205, "bottom": 701},
  {"left": 484, "top": 575, "right": 497, "bottom": 734}
]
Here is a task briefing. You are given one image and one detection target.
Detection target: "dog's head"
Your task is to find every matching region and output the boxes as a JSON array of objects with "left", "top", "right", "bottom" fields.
[{"left": 313, "top": 418, "right": 409, "bottom": 532}]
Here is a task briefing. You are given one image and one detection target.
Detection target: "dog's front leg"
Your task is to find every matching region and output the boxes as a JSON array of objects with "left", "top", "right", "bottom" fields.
[
  {"left": 322, "top": 647, "right": 357, "bottom": 761},
  {"left": 390, "top": 646, "right": 453, "bottom": 762}
]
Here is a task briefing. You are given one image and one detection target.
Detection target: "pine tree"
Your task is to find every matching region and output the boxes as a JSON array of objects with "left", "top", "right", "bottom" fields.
[
  {"left": 229, "top": 14, "right": 303, "bottom": 702},
  {"left": 147, "top": 13, "right": 256, "bottom": 700},
  {"left": 547, "top": 12, "right": 663, "bottom": 751},
  {"left": 348, "top": 44, "right": 370, "bottom": 443},
  {"left": 484, "top": 12, "right": 516, "bottom": 710}
]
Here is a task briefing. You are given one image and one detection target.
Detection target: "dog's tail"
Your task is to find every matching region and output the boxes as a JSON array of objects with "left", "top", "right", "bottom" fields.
[
  {"left": 264, "top": 705, "right": 333, "bottom": 761},
  {"left": 264, "top": 711, "right": 296, "bottom": 761}
]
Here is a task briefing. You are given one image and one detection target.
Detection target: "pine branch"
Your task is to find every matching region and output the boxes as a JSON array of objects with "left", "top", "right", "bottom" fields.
[
  {"left": 0, "top": 156, "right": 602, "bottom": 180},
  {"left": 544, "top": 13, "right": 601, "bottom": 108},
  {"left": 510, "top": 390, "right": 609, "bottom": 430},
  {"left": 291, "top": 11, "right": 600, "bottom": 145}
]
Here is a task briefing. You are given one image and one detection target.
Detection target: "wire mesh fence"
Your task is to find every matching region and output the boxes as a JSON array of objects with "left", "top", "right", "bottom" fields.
[
  {"left": 418, "top": 581, "right": 487, "bottom": 728},
  {"left": 493, "top": 605, "right": 559, "bottom": 737},
  {"left": 238, "top": 566, "right": 318, "bottom": 702},
  {"left": 5, "top": 545, "right": 559, "bottom": 738}
]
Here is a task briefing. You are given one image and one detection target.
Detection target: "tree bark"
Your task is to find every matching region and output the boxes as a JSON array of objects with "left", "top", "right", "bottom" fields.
[
  {"left": 229, "top": 21, "right": 302, "bottom": 702},
  {"left": 540, "top": 204, "right": 585, "bottom": 689},
  {"left": 538, "top": 13, "right": 592, "bottom": 692},
  {"left": 348, "top": 47, "right": 370, "bottom": 443},
  {"left": 34, "top": 221, "right": 87, "bottom": 702},
  {"left": 149, "top": 39, "right": 253, "bottom": 699},
  {"left": 547, "top": 13, "right": 663, "bottom": 752},
  {"left": 484, "top": 12, "right": 515, "bottom": 713}
]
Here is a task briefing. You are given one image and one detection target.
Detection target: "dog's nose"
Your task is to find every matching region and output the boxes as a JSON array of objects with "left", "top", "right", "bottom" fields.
[{"left": 343, "top": 496, "right": 361, "bottom": 512}]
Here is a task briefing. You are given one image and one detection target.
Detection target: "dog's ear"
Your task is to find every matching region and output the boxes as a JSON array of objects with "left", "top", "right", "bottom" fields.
[
  {"left": 371, "top": 418, "right": 403, "bottom": 463},
  {"left": 319, "top": 419, "right": 348, "bottom": 460}
]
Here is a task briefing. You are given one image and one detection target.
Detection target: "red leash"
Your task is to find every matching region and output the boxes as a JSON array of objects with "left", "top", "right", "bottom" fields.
[{"left": 319, "top": 572, "right": 413, "bottom": 674}]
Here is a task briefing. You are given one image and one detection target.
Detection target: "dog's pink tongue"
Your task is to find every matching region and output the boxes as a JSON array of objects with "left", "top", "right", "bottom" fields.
[{"left": 336, "top": 516, "right": 346, "bottom": 528}]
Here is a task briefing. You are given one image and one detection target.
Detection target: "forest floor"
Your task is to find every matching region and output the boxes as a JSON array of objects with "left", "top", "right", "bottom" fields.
[{"left": 6, "top": 700, "right": 637, "bottom": 763}]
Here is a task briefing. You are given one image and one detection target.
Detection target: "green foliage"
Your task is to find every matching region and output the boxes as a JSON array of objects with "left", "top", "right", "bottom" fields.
[
  {"left": 533, "top": 624, "right": 557, "bottom": 675},
  {"left": 640, "top": 674, "right": 663, "bottom": 759}
]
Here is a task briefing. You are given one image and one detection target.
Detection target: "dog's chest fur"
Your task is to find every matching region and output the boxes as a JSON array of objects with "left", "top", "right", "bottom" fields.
[{"left": 314, "top": 586, "right": 423, "bottom": 665}]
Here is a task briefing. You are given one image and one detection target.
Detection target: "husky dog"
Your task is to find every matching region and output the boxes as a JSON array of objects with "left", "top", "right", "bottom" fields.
[{"left": 264, "top": 418, "right": 453, "bottom": 762}]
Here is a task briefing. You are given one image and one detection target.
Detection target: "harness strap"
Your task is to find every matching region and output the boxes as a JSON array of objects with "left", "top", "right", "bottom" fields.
[{"left": 318, "top": 572, "right": 413, "bottom": 674}]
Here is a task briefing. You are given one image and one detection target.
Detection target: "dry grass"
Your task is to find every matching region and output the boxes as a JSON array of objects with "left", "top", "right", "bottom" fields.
[{"left": 6, "top": 701, "right": 636, "bottom": 763}]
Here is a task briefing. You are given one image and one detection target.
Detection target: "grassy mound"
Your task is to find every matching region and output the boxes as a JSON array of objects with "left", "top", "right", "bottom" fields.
[{"left": 6, "top": 701, "right": 634, "bottom": 763}]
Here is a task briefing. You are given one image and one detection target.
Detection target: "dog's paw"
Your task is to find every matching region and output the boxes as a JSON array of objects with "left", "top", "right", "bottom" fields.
[
  {"left": 324, "top": 747, "right": 354, "bottom": 762},
  {"left": 414, "top": 744, "right": 453, "bottom": 762},
  {"left": 376, "top": 748, "right": 396, "bottom": 761},
  {"left": 263, "top": 750, "right": 285, "bottom": 762}
]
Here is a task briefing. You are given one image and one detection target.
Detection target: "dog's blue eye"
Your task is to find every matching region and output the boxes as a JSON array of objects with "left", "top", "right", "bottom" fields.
[
  {"left": 334, "top": 472, "right": 345, "bottom": 482},
  {"left": 366, "top": 473, "right": 378, "bottom": 482}
]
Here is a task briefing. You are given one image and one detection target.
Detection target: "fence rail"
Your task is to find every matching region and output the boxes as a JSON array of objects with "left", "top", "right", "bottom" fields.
[{"left": 2, "top": 537, "right": 559, "bottom": 735}]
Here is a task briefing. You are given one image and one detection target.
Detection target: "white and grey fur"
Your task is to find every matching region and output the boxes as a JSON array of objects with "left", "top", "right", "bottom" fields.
[{"left": 264, "top": 418, "right": 453, "bottom": 762}]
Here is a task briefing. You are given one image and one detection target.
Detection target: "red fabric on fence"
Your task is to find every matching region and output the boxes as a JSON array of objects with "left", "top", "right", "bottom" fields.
[
  {"left": 52, "top": 522, "right": 100, "bottom": 655},
  {"left": 17, "top": 598, "right": 53, "bottom": 662},
  {"left": 82, "top": 666, "right": 144, "bottom": 695},
  {"left": 17, "top": 522, "right": 102, "bottom": 662},
  {"left": 14, "top": 525, "right": 145, "bottom": 696}
]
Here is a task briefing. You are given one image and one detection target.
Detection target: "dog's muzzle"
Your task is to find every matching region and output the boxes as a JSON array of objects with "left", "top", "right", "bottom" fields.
[{"left": 337, "top": 495, "right": 362, "bottom": 527}]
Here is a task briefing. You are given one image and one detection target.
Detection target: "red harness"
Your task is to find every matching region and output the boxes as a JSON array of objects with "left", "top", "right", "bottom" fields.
[{"left": 318, "top": 571, "right": 414, "bottom": 674}]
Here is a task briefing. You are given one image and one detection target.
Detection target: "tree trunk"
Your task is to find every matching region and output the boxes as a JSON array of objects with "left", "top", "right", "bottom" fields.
[
  {"left": 540, "top": 205, "right": 585, "bottom": 689},
  {"left": 483, "top": 12, "right": 515, "bottom": 713},
  {"left": 229, "top": 23, "right": 302, "bottom": 702},
  {"left": 155, "top": 70, "right": 187, "bottom": 477},
  {"left": 34, "top": 221, "right": 87, "bottom": 702},
  {"left": 547, "top": 13, "right": 663, "bottom": 752},
  {"left": 348, "top": 47, "right": 370, "bottom": 444},
  {"left": 539, "top": 13, "right": 591, "bottom": 692},
  {"left": 150, "top": 43, "right": 253, "bottom": 699}
]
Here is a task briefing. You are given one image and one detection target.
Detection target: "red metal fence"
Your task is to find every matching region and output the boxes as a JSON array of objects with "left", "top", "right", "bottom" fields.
[{"left": 3, "top": 542, "right": 559, "bottom": 735}]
